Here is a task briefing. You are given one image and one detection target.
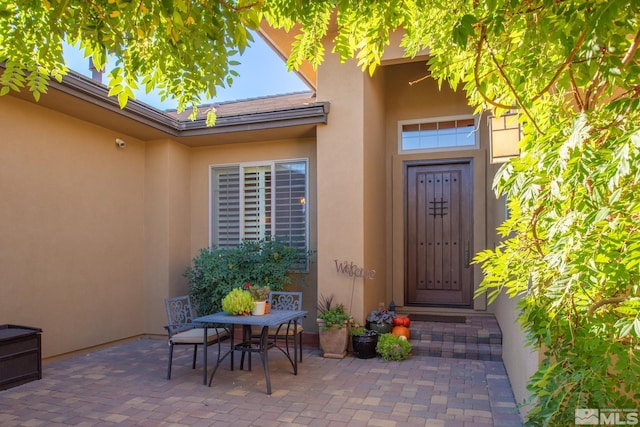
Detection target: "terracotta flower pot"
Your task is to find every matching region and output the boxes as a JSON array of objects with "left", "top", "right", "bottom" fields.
[{"left": 317, "top": 319, "right": 349, "bottom": 359}]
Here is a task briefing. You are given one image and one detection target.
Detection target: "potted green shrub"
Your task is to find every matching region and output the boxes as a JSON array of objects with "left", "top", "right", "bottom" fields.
[
  {"left": 221, "top": 288, "right": 254, "bottom": 315},
  {"left": 316, "top": 294, "right": 351, "bottom": 359},
  {"left": 366, "top": 309, "right": 396, "bottom": 334},
  {"left": 376, "top": 333, "right": 412, "bottom": 361},
  {"left": 351, "top": 323, "right": 378, "bottom": 359}
]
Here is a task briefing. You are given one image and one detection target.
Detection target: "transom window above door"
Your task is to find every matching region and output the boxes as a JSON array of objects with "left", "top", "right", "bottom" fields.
[
  {"left": 210, "top": 159, "right": 308, "bottom": 262},
  {"left": 399, "top": 116, "right": 478, "bottom": 153}
]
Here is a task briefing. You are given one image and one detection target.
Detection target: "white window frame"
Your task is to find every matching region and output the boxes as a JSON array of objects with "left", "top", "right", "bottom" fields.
[
  {"left": 398, "top": 115, "right": 479, "bottom": 154},
  {"left": 208, "top": 158, "right": 309, "bottom": 254}
]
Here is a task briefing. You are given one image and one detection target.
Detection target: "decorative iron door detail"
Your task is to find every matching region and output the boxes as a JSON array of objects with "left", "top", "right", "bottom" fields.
[
  {"left": 428, "top": 197, "right": 448, "bottom": 218},
  {"left": 405, "top": 162, "right": 473, "bottom": 307}
]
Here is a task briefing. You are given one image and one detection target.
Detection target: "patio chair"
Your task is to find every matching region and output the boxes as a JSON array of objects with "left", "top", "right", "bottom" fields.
[
  {"left": 164, "top": 295, "right": 229, "bottom": 381},
  {"left": 266, "top": 291, "right": 305, "bottom": 362},
  {"left": 242, "top": 291, "right": 305, "bottom": 370}
]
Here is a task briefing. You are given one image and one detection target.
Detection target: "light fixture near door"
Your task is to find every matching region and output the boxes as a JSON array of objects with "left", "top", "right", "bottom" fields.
[{"left": 488, "top": 111, "right": 521, "bottom": 163}]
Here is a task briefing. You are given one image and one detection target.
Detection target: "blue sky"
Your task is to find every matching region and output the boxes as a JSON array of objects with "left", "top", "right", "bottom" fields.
[{"left": 63, "top": 33, "right": 309, "bottom": 110}]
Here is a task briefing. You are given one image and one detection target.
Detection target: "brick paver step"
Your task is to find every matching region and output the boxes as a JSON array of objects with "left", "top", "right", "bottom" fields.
[{"left": 405, "top": 314, "right": 503, "bottom": 361}]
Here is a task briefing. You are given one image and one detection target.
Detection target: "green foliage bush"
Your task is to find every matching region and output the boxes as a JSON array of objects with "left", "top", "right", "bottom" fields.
[
  {"left": 221, "top": 288, "right": 254, "bottom": 315},
  {"left": 316, "top": 294, "right": 350, "bottom": 330},
  {"left": 376, "top": 333, "right": 411, "bottom": 361},
  {"left": 184, "top": 239, "right": 308, "bottom": 315},
  {"left": 477, "top": 114, "right": 640, "bottom": 422}
]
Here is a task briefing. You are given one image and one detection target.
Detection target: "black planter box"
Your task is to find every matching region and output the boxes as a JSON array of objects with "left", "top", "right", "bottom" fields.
[{"left": 0, "top": 324, "right": 43, "bottom": 390}]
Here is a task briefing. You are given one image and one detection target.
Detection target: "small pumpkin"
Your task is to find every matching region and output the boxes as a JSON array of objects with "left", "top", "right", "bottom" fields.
[
  {"left": 392, "top": 325, "right": 410, "bottom": 339},
  {"left": 393, "top": 315, "right": 411, "bottom": 327}
]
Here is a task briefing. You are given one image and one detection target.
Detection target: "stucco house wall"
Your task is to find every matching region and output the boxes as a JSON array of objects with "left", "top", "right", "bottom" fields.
[
  {"left": 1, "top": 95, "right": 146, "bottom": 357},
  {"left": 143, "top": 139, "right": 193, "bottom": 336},
  {"left": 362, "top": 64, "right": 388, "bottom": 317},
  {"left": 315, "top": 45, "right": 371, "bottom": 323},
  {"left": 484, "top": 162, "right": 538, "bottom": 415}
]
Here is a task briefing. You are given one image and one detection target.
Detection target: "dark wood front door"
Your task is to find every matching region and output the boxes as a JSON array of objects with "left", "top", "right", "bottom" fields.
[{"left": 405, "top": 161, "right": 473, "bottom": 307}]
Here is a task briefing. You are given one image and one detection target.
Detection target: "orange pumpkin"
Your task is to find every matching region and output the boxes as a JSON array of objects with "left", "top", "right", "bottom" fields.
[
  {"left": 393, "top": 315, "right": 411, "bottom": 327},
  {"left": 392, "top": 325, "right": 410, "bottom": 339}
]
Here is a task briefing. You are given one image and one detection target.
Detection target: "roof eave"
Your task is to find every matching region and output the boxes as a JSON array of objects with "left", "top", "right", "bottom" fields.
[
  {"left": 49, "top": 71, "right": 181, "bottom": 136},
  {"left": 179, "top": 103, "right": 329, "bottom": 136},
  {"left": 12, "top": 70, "right": 328, "bottom": 142}
]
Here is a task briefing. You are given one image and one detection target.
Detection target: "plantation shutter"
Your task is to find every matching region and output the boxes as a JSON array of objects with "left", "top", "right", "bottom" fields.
[
  {"left": 274, "top": 161, "right": 307, "bottom": 253},
  {"left": 211, "top": 160, "right": 308, "bottom": 264},
  {"left": 211, "top": 166, "right": 240, "bottom": 247},
  {"left": 242, "top": 166, "right": 272, "bottom": 240}
]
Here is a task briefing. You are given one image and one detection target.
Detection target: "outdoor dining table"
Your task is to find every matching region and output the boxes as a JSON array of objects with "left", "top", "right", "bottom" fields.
[{"left": 194, "top": 309, "right": 307, "bottom": 395}]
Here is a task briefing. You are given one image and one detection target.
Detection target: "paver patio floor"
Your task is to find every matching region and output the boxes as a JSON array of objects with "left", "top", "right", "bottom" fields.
[{"left": 0, "top": 337, "right": 522, "bottom": 426}]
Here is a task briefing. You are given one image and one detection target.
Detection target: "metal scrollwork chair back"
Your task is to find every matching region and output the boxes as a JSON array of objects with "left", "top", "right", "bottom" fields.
[
  {"left": 164, "top": 295, "right": 229, "bottom": 382},
  {"left": 268, "top": 291, "right": 304, "bottom": 362}
]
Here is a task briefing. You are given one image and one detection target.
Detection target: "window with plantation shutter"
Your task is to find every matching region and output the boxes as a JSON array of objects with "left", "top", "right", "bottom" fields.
[
  {"left": 211, "top": 166, "right": 240, "bottom": 247},
  {"left": 242, "top": 166, "right": 272, "bottom": 241},
  {"left": 210, "top": 160, "right": 308, "bottom": 267},
  {"left": 275, "top": 162, "right": 308, "bottom": 255}
]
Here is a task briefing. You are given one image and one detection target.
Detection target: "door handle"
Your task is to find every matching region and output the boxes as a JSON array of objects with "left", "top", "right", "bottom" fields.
[{"left": 464, "top": 240, "right": 471, "bottom": 268}]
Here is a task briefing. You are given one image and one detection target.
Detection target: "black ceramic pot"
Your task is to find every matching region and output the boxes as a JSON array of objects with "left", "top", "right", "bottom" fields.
[
  {"left": 367, "top": 322, "right": 392, "bottom": 335},
  {"left": 352, "top": 332, "right": 379, "bottom": 359}
]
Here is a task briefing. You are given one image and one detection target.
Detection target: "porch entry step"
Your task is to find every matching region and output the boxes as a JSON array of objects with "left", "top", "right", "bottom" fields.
[{"left": 406, "top": 314, "right": 503, "bottom": 361}]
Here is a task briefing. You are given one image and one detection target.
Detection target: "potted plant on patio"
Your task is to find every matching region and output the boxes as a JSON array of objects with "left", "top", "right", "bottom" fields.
[
  {"left": 350, "top": 322, "right": 378, "bottom": 359},
  {"left": 366, "top": 308, "right": 396, "bottom": 334},
  {"left": 316, "top": 294, "right": 351, "bottom": 359},
  {"left": 221, "top": 288, "right": 254, "bottom": 315},
  {"left": 246, "top": 283, "right": 270, "bottom": 315},
  {"left": 376, "top": 333, "right": 412, "bottom": 361}
]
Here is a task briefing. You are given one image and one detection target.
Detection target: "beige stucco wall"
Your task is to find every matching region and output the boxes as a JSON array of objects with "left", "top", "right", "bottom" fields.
[
  {"left": 1, "top": 95, "right": 146, "bottom": 358},
  {"left": 315, "top": 39, "right": 387, "bottom": 324},
  {"left": 493, "top": 292, "right": 538, "bottom": 416},
  {"left": 363, "top": 66, "right": 389, "bottom": 317},
  {"left": 484, "top": 163, "right": 538, "bottom": 416},
  {"left": 143, "top": 139, "right": 192, "bottom": 335}
]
